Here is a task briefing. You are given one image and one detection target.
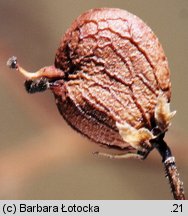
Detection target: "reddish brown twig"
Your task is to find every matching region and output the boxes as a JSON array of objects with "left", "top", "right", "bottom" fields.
[
  {"left": 155, "top": 138, "right": 185, "bottom": 200},
  {"left": 164, "top": 156, "right": 185, "bottom": 200}
]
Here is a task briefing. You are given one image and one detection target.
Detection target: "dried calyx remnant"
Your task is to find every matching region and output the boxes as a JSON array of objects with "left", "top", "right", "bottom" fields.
[{"left": 7, "top": 8, "right": 185, "bottom": 200}]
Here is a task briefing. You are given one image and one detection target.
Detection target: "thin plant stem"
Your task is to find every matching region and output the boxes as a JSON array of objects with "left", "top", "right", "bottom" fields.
[
  {"left": 155, "top": 138, "right": 185, "bottom": 200},
  {"left": 163, "top": 156, "right": 185, "bottom": 200}
]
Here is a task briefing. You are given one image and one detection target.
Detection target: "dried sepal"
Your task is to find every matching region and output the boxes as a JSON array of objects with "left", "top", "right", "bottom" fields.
[
  {"left": 154, "top": 94, "right": 176, "bottom": 132},
  {"left": 116, "top": 122, "right": 155, "bottom": 151},
  {"left": 116, "top": 94, "right": 176, "bottom": 152}
]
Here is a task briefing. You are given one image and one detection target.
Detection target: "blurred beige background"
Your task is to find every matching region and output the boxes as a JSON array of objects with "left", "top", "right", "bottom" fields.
[{"left": 0, "top": 0, "right": 187, "bottom": 199}]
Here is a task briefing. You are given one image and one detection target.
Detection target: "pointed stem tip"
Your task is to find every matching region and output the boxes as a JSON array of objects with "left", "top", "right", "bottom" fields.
[
  {"left": 7, "top": 56, "right": 18, "bottom": 69},
  {"left": 7, "top": 56, "right": 64, "bottom": 80}
]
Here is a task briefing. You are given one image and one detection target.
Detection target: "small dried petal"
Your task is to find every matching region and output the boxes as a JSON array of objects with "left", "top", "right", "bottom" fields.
[
  {"left": 154, "top": 94, "right": 176, "bottom": 131},
  {"left": 116, "top": 122, "right": 155, "bottom": 151}
]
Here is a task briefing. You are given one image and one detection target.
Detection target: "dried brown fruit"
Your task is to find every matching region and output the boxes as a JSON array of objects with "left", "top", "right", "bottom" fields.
[{"left": 7, "top": 8, "right": 185, "bottom": 200}]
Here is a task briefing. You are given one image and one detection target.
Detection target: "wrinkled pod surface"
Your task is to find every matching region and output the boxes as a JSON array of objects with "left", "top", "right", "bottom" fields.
[{"left": 7, "top": 8, "right": 185, "bottom": 200}]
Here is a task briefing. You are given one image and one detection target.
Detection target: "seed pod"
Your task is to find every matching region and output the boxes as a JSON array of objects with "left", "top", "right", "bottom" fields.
[
  {"left": 7, "top": 7, "right": 185, "bottom": 200},
  {"left": 7, "top": 8, "right": 175, "bottom": 155}
]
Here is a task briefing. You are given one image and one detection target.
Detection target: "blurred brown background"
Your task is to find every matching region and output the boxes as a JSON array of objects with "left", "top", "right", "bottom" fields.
[{"left": 0, "top": 0, "right": 187, "bottom": 200}]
